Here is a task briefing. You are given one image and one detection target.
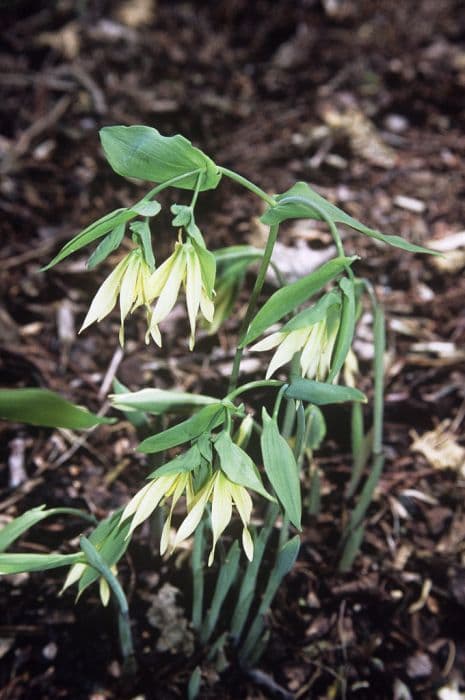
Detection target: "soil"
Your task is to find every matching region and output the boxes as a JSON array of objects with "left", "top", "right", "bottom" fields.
[{"left": 1, "top": 1, "right": 465, "bottom": 698}]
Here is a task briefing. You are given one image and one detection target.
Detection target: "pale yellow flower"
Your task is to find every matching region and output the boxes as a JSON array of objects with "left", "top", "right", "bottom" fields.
[
  {"left": 80, "top": 248, "right": 153, "bottom": 345},
  {"left": 147, "top": 239, "right": 215, "bottom": 350},
  {"left": 251, "top": 304, "right": 341, "bottom": 381},
  {"left": 120, "top": 468, "right": 254, "bottom": 566}
]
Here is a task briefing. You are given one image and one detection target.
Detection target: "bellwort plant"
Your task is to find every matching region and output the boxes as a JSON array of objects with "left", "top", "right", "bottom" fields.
[{"left": 0, "top": 126, "right": 436, "bottom": 690}]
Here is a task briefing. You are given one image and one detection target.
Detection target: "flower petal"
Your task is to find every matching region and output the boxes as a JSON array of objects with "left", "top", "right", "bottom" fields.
[
  {"left": 250, "top": 332, "right": 283, "bottom": 353},
  {"left": 229, "top": 482, "right": 252, "bottom": 528},
  {"left": 174, "top": 478, "right": 214, "bottom": 547},
  {"left": 200, "top": 290, "right": 214, "bottom": 323},
  {"left": 150, "top": 247, "right": 186, "bottom": 325},
  {"left": 99, "top": 577, "right": 111, "bottom": 607},
  {"left": 208, "top": 472, "right": 233, "bottom": 566},
  {"left": 80, "top": 255, "right": 128, "bottom": 332},
  {"left": 61, "top": 562, "right": 87, "bottom": 593},
  {"left": 185, "top": 246, "right": 202, "bottom": 350},
  {"left": 242, "top": 527, "right": 254, "bottom": 561},
  {"left": 266, "top": 328, "right": 308, "bottom": 379}
]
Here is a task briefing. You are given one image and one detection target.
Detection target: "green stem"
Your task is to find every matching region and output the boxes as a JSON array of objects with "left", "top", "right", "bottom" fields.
[
  {"left": 141, "top": 169, "right": 202, "bottom": 202},
  {"left": 338, "top": 295, "right": 385, "bottom": 571},
  {"left": 228, "top": 223, "right": 281, "bottom": 392},
  {"left": 226, "top": 379, "right": 283, "bottom": 403},
  {"left": 218, "top": 167, "right": 277, "bottom": 207},
  {"left": 190, "top": 171, "right": 204, "bottom": 209},
  {"left": 80, "top": 536, "right": 135, "bottom": 671},
  {"left": 191, "top": 519, "right": 205, "bottom": 631},
  {"left": 272, "top": 384, "right": 289, "bottom": 422}
]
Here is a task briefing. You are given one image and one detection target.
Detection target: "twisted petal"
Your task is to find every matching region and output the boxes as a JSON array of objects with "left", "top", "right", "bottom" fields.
[
  {"left": 159, "top": 473, "right": 190, "bottom": 556},
  {"left": 150, "top": 249, "right": 186, "bottom": 327},
  {"left": 122, "top": 474, "right": 177, "bottom": 537},
  {"left": 80, "top": 255, "right": 129, "bottom": 332},
  {"left": 174, "top": 477, "right": 214, "bottom": 548},
  {"left": 232, "top": 484, "right": 254, "bottom": 561},
  {"left": 208, "top": 472, "right": 233, "bottom": 566},
  {"left": 250, "top": 332, "right": 284, "bottom": 353}
]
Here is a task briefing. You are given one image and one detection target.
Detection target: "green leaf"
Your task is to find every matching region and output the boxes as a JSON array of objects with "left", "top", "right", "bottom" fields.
[
  {"left": 285, "top": 379, "right": 367, "bottom": 405},
  {"left": 214, "top": 432, "right": 273, "bottom": 500},
  {"left": 261, "top": 409, "right": 301, "bottom": 529},
  {"left": 87, "top": 223, "right": 126, "bottom": 270},
  {"left": 110, "top": 388, "right": 218, "bottom": 415},
  {"left": 241, "top": 256, "right": 356, "bottom": 347},
  {"left": 0, "top": 506, "right": 95, "bottom": 553},
  {"left": 131, "top": 199, "right": 161, "bottom": 217},
  {"left": 112, "top": 378, "right": 150, "bottom": 431},
  {"left": 0, "top": 552, "right": 84, "bottom": 575},
  {"left": 137, "top": 403, "right": 225, "bottom": 454},
  {"left": 0, "top": 388, "right": 114, "bottom": 429},
  {"left": 305, "top": 405, "right": 327, "bottom": 450},
  {"left": 148, "top": 444, "right": 202, "bottom": 479},
  {"left": 327, "top": 277, "right": 356, "bottom": 383},
  {"left": 280, "top": 289, "right": 341, "bottom": 333},
  {"left": 100, "top": 126, "right": 221, "bottom": 191},
  {"left": 261, "top": 182, "right": 436, "bottom": 255},
  {"left": 271, "top": 535, "right": 300, "bottom": 583},
  {"left": 129, "top": 221, "right": 155, "bottom": 270},
  {"left": 43, "top": 208, "right": 136, "bottom": 270}
]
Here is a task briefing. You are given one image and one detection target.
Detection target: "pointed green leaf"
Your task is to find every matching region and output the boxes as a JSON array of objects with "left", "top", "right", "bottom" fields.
[
  {"left": 285, "top": 379, "right": 366, "bottom": 405},
  {"left": 100, "top": 126, "right": 221, "bottom": 191},
  {"left": 280, "top": 289, "right": 341, "bottom": 333},
  {"left": 305, "top": 405, "right": 327, "bottom": 450},
  {"left": 0, "top": 552, "right": 84, "bottom": 575},
  {"left": 214, "top": 432, "right": 273, "bottom": 500},
  {"left": 43, "top": 208, "right": 136, "bottom": 270},
  {"left": 111, "top": 388, "right": 218, "bottom": 415},
  {"left": 137, "top": 403, "right": 225, "bottom": 453},
  {"left": 261, "top": 409, "right": 301, "bottom": 529},
  {"left": 148, "top": 444, "right": 202, "bottom": 478},
  {"left": 270, "top": 535, "right": 300, "bottom": 585},
  {"left": 241, "top": 256, "right": 356, "bottom": 347},
  {"left": 0, "top": 506, "right": 95, "bottom": 553},
  {"left": 327, "top": 277, "right": 356, "bottom": 383},
  {"left": 0, "top": 388, "right": 114, "bottom": 429},
  {"left": 87, "top": 223, "right": 126, "bottom": 270},
  {"left": 261, "top": 182, "right": 437, "bottom": 255},
  {"left": 112, "top": 378, "right": 150, "bottom": 430}
]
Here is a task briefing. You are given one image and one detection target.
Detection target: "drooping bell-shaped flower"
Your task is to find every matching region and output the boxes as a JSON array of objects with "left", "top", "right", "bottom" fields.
[
  {"left": 80, "top": 247, "right": 153, "bottom": 345},
  {"left": 147, "top": 238, "right": 215, "bottom": 349},
  {"left": 251, "top": 299, "right": 342, "bottom": 381}
]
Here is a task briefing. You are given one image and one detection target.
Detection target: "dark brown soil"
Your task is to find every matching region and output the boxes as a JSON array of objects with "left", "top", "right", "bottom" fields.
[{"left": 1, "top": 1, "right": 465, "bottom": 698}]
